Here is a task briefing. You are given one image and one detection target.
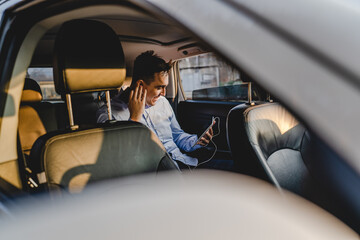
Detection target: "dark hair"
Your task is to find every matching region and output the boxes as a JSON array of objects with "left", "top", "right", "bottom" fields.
[{"left": 131, "top": 50, "right": 171, "bottom": 87}]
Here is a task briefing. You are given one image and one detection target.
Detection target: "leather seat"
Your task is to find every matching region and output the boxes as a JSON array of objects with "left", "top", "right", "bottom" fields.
[
  {"left": 226, "top": 103, "right": 268, "bottom": 180},
  {"left": 30, "top": 121, "right": 176, "bottom": 192},
  {"left": 226, "top": 75, "right": 267, "bottom": 179},
  {"left": 227, "top": 102, "right": 315, "bottom": 196},
  {"left": 19, "top": 78, "right": 58, "bottom": 159},
  {"left": 29, "top": 19, "right": 177, "bottom": 194}
]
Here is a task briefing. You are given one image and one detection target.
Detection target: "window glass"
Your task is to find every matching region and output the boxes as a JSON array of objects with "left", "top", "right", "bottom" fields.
[
  {"left": 27, "top": 68, "right": 61, "bottom": 100},
  {"left": 178, "top": 53, "right": 241, "bottom": 100},
  {"left": 178, "top": 53, "right": 261, "bottom": 101}
]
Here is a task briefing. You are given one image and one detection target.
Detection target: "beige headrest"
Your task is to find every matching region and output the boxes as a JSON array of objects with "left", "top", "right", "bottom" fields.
[{"left": 53, "top": 19, "right": 126, "bottom": 95}]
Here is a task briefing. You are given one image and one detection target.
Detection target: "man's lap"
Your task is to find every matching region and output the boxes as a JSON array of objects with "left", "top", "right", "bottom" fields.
[{"left": 176, "top": 147, "right": 233, "bottom": 171}]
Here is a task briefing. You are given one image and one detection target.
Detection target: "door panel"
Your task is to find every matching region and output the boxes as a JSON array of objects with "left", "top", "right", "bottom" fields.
[{"left": 177, "top": 100, "right": 243, "bottom": 152}]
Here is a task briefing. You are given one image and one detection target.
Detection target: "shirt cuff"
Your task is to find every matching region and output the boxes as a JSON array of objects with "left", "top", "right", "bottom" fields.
[{"left": 189, "top": 135, "right": 203, "bottom": 151}]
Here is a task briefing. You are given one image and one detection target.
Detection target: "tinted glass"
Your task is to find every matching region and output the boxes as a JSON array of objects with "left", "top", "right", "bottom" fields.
[
  {"left": 27, "top": 68, "right": 61, "bottom": 100},
  {"left": 179, "top": 53, "right": 261, "bottom": 101}
]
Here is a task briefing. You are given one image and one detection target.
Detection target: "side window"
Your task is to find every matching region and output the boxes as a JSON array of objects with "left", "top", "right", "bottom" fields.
[
  {"left": 27, "top": 68, "right": 61, "bottom": 100},
  {"left": 178, "top": 53, "right": 260, "bottom": 101}
]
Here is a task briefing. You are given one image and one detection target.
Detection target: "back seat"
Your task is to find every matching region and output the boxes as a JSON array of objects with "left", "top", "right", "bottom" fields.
[{"left": 70, "top": 92, "right": 103, "bottom": 127}]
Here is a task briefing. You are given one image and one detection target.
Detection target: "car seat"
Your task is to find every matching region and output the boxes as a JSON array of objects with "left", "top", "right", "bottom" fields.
[
  {"left": 19, "top": 78, "right": 58, "bottom": 160},
  {"left": 29, "top": 19, "right": 178, "bottom": 194},
  {"left": 226, "top": 75, "right": 267, "bottom": 179},
  {"left": 228, "top": 101, "right": 316, "bottom": 196}
]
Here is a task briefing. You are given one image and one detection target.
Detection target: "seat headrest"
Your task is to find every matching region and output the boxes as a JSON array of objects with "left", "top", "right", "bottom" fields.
[
  {"left": 53, "top": 19, "right": 126, "bottom": 95},
  {"left": 21, "top": 78, "right": 42, "bottom": 103}
]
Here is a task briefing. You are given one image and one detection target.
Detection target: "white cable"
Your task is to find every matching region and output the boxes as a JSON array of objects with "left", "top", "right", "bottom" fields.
[
  {"left": 194, "top": 138, "right": 218, "bottom": 168},
  {"left": 181, "top": 116, "right": 220, "bottom": 171},
  {"left": 195, "top": 116, "right": 220, "bottom": 169}
]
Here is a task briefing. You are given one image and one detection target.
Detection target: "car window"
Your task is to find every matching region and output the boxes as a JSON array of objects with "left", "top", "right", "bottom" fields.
[
  {"left": 178, "top": 53, "right": 255, "bottom": 101},
  {"left": 27, "top": 67, "right": 61, "bottom": 100}
]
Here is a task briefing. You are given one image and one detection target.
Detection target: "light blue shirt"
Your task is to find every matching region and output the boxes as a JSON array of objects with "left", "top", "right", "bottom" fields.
[{"left": 97, "top": 89, "right": 201, "bottom": 166}]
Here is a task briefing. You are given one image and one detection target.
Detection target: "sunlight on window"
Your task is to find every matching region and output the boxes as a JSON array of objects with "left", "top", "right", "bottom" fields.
[
  {"left": 27, "top": 68, "right": 61, "bottom": 100},
  {"left": 179, "top": 53, "right": 244, "bottom": 101}
]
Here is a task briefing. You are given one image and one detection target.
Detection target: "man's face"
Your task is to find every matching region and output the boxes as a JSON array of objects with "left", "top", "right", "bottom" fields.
[{"left": 142, "top": 71, "right": 168, "bottom": 106}]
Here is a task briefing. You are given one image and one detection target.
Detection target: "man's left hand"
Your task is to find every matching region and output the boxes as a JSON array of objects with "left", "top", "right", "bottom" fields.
[{"left": 198, "top": 127, "right": 214, "bottom": 146}]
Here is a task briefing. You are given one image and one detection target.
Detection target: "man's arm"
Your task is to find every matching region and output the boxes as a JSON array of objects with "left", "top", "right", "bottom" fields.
[{"left": 168, "top": 103, "right": 212, "bottom": 152}]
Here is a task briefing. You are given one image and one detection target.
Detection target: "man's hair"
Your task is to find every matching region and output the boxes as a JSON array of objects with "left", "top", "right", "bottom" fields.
[{"left": 131, "top": 50, "right": 171, "bottom": 87}]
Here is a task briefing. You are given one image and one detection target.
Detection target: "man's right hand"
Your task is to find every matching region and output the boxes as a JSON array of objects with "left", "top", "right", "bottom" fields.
[{"left": 128, "top": 81, "right": 147, "bottom": 122}]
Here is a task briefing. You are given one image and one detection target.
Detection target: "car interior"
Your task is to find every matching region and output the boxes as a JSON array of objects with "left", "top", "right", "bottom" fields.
[{"left": 0, "top": 1, "right": 358, "bottom": 234}]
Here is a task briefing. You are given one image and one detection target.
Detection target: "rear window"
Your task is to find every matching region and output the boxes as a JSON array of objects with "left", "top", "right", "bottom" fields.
[
  {"left": 178, "top": 53, "right": 260, "bottom": 101},
  {"left": 27, "top": 68, "right": 61, "bottom": 100}
]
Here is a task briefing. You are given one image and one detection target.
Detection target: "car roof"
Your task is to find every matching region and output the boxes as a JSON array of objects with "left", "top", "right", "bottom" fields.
[{"left": 30, "top": 8, "right": 204, "bottom": 74}]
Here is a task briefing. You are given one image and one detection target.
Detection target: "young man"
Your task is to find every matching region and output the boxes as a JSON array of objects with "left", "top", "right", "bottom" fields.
[{"left": 97, "top": 50, "right": 213, "bottom": 168}]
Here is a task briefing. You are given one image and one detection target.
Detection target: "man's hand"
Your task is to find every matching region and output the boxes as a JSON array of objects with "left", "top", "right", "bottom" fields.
[
  {"left": 128, "top": 82, "right": 147, "bottom": 122},
  {"left": 198, "top": 127, "right": 214, "bottom": 146}
]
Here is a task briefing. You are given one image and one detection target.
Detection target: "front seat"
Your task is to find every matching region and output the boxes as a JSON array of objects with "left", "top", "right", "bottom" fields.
[
  {"left": 228, "top": 102, "right": 315, "bottom": 196},
  {"left": 226, "top": 77, "right": 267, "bottom": 180},
  {"left": 19, "top": 78, "right": 58, "bottom": 159},
  {"left": 29, "top": 19, "right": 178, "bottom": 194}
]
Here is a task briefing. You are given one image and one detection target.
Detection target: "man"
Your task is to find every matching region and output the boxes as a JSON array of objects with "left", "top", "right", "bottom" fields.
[{"left": 97, "top": 50, "right": 213, "bottom": 168}]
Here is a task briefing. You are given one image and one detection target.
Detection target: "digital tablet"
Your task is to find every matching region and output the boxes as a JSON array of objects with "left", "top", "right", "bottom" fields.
[{"left": 192, "top": 117, "right": 216, "bottom": 147}]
